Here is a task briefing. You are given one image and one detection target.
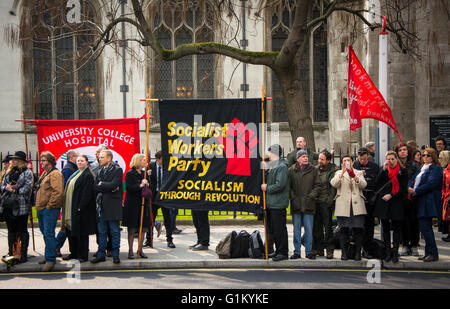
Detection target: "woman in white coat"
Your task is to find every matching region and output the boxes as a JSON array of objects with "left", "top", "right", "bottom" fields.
[{"left": 330, "top": 155, "right": 367, "bottom": 261}]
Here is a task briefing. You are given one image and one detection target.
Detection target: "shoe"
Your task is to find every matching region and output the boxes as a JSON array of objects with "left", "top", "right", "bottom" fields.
[
  {"left": 423, "top": 255, "right": 439, "bottom": 262},
  {"left": 38, "top": 259, "right": 46, "bottom": 265},
  {"left": 290, "top": 253, "right": 301, "bottom": 260},
  {"left": 41, "top": 262, "right": 55, "bottom": 272},
  {"left": 189, "top": 243, "right": 199, "bottom": 249},
  {"left": 361, "top": 250, "right": 373, "bottom": 259},
  {"left": 268, "top": 252, "right": 278, "bottom": 258},
  {"left": 91, "top": 256, "right": 106, "bottom": 264},
  {"left": 167, "top": 242, "right": 176, "bottom": 249},
  {"left": 143, "top": 240, "right": 151, "bottom": 248},
  {"left": 128, "top": 252, "right": 135, "bottom": 259},
  {"left": 192, "top": 244, "right": 208, "bottom": 251},
  {"left": 418, "top": 255, "right": 426, "bottom": 261},
  {"left": 400, "top": 246, "right": 410, "bottom": 256},
  {"left": 272, "top": 254, "right": 288, "bottom": 262},
  {"left": 172, "top": 228, "right": 182, "bottom": 234},
  {"left": 77, "top": 258, "right": 88, "bottom": 263},
  {"left": 106, "top": 250, "right": 113, "bottom": 257},
  {"left": 410, "top": 247, "right": 419, "bottom": 256},
  {"left": 442, "top": 235, "right": 450, "bottom": 242},
  {"left": 383, "top": 253, "right": 392, "bottom": 263},
  {"left": 306, "top": 253, "right": 316, "bottom": 260},
  {"left": 326, "top": 250, "right": 334, "bottom": 260},
  {"left": 137, "top": 252, "right": 148, "bottom": 259},
  {"left": 113, "top": 256, "right": 120, "bottom": 264},
  {"left": 63, "top": 255, "right": 76, "bottom": 261},
  {"left": 156, "top": 223, "right": 162, "bottom": 238}
]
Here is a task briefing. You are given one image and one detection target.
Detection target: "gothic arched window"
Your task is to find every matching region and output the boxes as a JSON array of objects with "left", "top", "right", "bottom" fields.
[
  {"left": 149, "top": 0, "right": 216, "bottom": 123},
  {"left": 29, "top": 0, "right": 100, "bottom": 120},
  {"left": 269, "top": 1, "right": 328, "bottom": 123}
]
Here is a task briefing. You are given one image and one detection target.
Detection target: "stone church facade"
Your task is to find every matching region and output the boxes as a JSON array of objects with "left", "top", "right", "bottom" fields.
[{"left": 0, "top": 0, "right": 448, "bottom": 159}]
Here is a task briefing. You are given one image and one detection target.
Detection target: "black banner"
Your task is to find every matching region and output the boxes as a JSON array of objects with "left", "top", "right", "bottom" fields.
[{"left": 157, "top": 98, "right": 264, "bottom": 213}]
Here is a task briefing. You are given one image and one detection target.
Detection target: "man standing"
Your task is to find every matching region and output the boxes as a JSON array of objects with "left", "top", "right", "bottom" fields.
[
  {"left": 289, "top": 150, "right": 318, "bottom": 260},
  {"left": 365, "top": 142, "right": 376, "bottom": 162},
  {"left": 146, "top": 150, "right": 176, "bottom": 249},
  {"left": 434, "top": 136, "right": 448, "bottom": 155},
  {"left": 91, "top": 150, "right": 123, "bottom": 264},
  {"left": 35, "top": 151, "right": 64, "bottom": 271},
  {"left": 190, "top": 209, "right": 210, "bottom": 251},
  {"left": 261, "top": 144, "right": 289, "bottom": 261},
  {"left": 286, "top": 137, "right": 318, "bottom": 167},
  {"left": 311, "top": 151, "right": 338, "bottom": 259},
  {"left": 353, "top": 147, "right": 379, "bottom": 259}
]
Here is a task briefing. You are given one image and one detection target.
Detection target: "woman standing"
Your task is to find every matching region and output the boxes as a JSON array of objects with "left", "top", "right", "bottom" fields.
[
  {"left": 408, "top": 148, "right": 443, "bottom": 262},
  {"left": 0, "top": 151, "right": 33, "bottom": 263},
  {"left": 439, "top": 150, "right": 450, "bottom": 242},
  {"left": 374, "top": 151, "right": 408, "bottom": 263},
  {"left": 412, "top": 149, "right": 422, "bottom": 169},
  {"left": 62, "top": 155, "right": 97, "bottom": 262},
  {"left": 330, "top": 155, "right": 367, "bottom": 261},
  {"left": 123, "top": 154, "right": 151, "bottom": 259}
]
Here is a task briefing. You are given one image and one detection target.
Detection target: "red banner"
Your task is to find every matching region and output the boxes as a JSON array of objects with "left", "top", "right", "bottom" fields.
[
  {"left": 33, "top": 118, "right": 141, "bottom": 176},
  {"left": 348, "top": 45, "right": 402, "bottom": 142}
]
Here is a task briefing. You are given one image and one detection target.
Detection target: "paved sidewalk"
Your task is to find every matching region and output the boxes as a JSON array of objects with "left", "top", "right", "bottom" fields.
[{"left": 0, "top": 222, "right": 449, "bottom": 273}]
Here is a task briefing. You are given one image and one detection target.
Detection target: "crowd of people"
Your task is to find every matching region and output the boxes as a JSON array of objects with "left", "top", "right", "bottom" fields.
[
  {"left": 263, "top": 135, "right": 450, "bottom": 262},
  {"left": 0, "top": 135, "right": 448, "bottom": 270},
  {"left": 0, "top": 145, "right": 200, "bottom": 271}
]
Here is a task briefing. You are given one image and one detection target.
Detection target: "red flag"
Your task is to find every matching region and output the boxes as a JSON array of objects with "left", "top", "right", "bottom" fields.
[
  {"left": 33, "top": 118, "right": 141, "bottom": 178},
  {"left": 348, "top": 45, "right": 402, "bottom": 143}
]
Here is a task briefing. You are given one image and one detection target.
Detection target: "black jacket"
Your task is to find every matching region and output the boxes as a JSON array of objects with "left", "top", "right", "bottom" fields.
[
  {"left": 70, "top": 169, "right": 97, "bottom": 236},
  {"left": 94, "top": 162, "right": 123, "bottom": 221},
  {"left": 150, "top": 161, "right": 164, "bottom": 206},
  {"left": 353, "top": 160, "right": 380, "bottom": 193},
  {"left": 122, "top": 168, "right": 151, "bottom": 228},
  {"left": 373, "top": 167, "right": 408, "bottom": 221}
]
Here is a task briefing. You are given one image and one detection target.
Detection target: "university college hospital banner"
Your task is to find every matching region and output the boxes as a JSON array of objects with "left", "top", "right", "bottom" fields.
[
  {"left": 158, "top": 99, "right": 263, "bottom": 213},
  {"left": 34, "top": 118, "right": 141, "bottom": 177}
]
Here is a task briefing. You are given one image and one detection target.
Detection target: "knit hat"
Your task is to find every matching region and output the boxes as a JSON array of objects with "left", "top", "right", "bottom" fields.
[
  {"left": 268, "top": 144, "right": 283, "bottom": 157},
  {"left": 296, "top": 150, "right": 308, "bottom": 159}
]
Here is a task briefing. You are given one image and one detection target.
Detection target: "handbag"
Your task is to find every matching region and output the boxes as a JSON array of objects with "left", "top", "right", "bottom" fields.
[
  {"left": 141, "top": 186, "right": 152, "bottom": 200},
  {"left": 369, "top": 180, "right": 392, "bottom": 206}
]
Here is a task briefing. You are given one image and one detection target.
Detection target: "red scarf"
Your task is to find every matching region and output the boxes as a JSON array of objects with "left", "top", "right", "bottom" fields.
[{"left": 388, "top": 164, "right": 400, "bottom": 195}]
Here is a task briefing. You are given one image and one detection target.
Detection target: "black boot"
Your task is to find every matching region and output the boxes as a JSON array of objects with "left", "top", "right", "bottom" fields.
[
  {"left": 339, "top": 228, "right": 349, "bottom": 261},
  {"left": 19, "top": 232, "right": 29, "bottom": 263},
  {"left": 353, "top": 228, "right": 364, "bottom": 261}
]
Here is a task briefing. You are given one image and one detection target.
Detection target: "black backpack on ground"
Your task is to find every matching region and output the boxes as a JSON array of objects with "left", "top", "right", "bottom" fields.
[
  {"left": 365, "top": 238, "right": 388, "bottom": 259},
  {"left": 230, "top": 230, "right": 250, "bottom": 258},
  {"left": 248, "top": 230, "right": 265, "bottom": 259}
]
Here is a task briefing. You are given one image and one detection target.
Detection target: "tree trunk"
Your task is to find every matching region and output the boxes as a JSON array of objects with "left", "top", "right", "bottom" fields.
[{"left": 276, "top": 68, "right": 316, "bottom": 152}]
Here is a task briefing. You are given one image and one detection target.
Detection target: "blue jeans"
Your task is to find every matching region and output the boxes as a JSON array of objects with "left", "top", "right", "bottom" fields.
[
  {"left": 292, "top": 213, "right": 314, "bottom": 255},
  {"left": 37, "top": 208, "right": 60, "bottom": 263},
  {"left": 56, "top": 229, "right": 67, "bottom": 251},
  {"left": 97, "top": 211, "right": 121, "bottom": 258},
  {"left": 418, "top": 217, "right": 438, "bottom": 257}
]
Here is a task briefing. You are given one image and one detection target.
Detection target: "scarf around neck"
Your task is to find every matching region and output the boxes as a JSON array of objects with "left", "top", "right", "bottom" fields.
[{"left": 388, "top": 164, "right": 400, "bottom": 195}]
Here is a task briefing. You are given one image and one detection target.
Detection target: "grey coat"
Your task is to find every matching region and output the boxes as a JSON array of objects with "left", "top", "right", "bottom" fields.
[{"left": 94, "top": 163, "right": 123, "bottom": 221}]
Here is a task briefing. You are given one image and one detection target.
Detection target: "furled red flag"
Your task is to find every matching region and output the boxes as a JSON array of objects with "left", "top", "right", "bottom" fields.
[{"left": 348, "top": 45, "right": 403, "bottom": 143}]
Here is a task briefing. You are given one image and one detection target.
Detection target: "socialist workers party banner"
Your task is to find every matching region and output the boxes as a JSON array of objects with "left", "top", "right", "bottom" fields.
[
  {"left": 348, "top": 45, "right": 403, "bottom": 142},
  {"left": 158, "top": 99, "right": 263, "bottom": 212},
  {"left": 34, "top": 118, "right": 141, "bottom": 176}
]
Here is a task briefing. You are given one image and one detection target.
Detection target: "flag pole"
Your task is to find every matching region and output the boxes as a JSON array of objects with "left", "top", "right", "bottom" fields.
[
  {"left": 137, "top": 88, "right": 157, "bottom": 257},
  {"left": 379, "top": 16, "right": 389, "bottom": 159},
  {"left": 22, "top": 111, "right": 35, "bottom": 252},
  {"left": 261, "top": 85, "right": 268, "bottom": 260}
]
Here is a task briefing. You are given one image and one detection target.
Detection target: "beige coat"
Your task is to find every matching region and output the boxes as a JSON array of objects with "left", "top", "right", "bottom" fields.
[{"left": 330, "top": 169, "right": 367, "bottom": 217}]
